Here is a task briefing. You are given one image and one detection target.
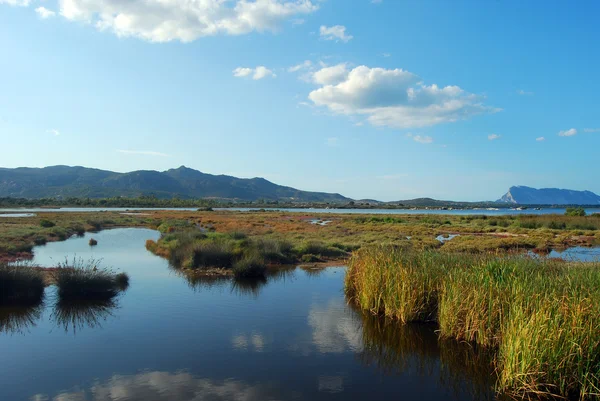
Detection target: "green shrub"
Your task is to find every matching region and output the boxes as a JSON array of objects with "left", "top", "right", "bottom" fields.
[
  {"left": 566, "top": 207, "right": 586, "bottom": 217},
  {"left": 39, "top": 219, "right": 55, "bottom": 228}
]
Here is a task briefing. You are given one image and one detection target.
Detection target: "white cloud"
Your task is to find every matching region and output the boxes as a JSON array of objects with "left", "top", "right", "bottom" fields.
[
  {"left": 47, "top": 129, "right": 60, "bottom": 136},
  {"left": 36, "top": 6, "right": 56, "bottom": 18},
  {"left": 233, "top": 67, "right": 253, "bottom": 78},
  {"left": 536, "top": 136, "right": 545, "bottom": 142},
  {"left": 117, "top": 149, "right": 170, "bottom": 157},
  {"left": 253, "top": 66, "right": 276, "bottom": 80},
  {"left": 311, "top": 63, "right": 350, "bottom": 85},
  {"left": 57, "top": 0, "right": 318, "bottom": 43},
  {"left": 558, "top": 128, "right": 577, "bottom": 137},
  {"left": 319, "top": 25, "right": 353, "bottom": 42},
  {"left": 584, "top": 128, "right": 600, "bottom": 133},
  {"left": 0, "top": 0, "right": 31, "bottom": 6},
  {"left": 288, "top": 60, "right": 312, "bottom": 72},
  {"left": 517, "top": 89, "right": 533, "bottom": 96},
  {"left": 488, "top": 134, "right": 501, "bottom": 141},
  {"left": 381, "top": 52, "right": 391, "bottom": 58},
  {"left": 413, "top": 135, "right": 433, "bottom": 144},
  {"left": 325, "top": 137, "right": 339, "bottom": 147},
  {"left": 233, "top": 66, "right": 275, "bottom": 80},
  {"left": 308, "top": 65, "right": 496, "bottom": 129}
]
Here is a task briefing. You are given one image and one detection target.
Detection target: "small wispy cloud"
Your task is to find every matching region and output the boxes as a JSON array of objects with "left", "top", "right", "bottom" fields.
[
  {"left": 319, "top": 25, "right": 353, "bottom": 43},
  {"left": 288, "top": 60, "right": 312, "bottom": 73},
  {"left": 35, "top": 6, "right": 56, "bottom": 18},
  {"left": 325, "top": 137, "right": 339, "bottom": 147},
  {"left": 413, "top": 135, "right": 433, "bottom": 144},
  {"left": 536, "top": 137, "right": 545, "bottom": 142},
  {"left": 381, "top": 53, "right": 391, "bottom": 58},
  {"left": 584, "top": 128, "right": 600, "bottom": 133},
  {"left": 291, "top": 18, "right": 305, "bottom": 26},
  {"left": 558, "top": 128, "right": 577, "bottom": 137},
  {"left": 488, "top": 134, "right": 501, "bottom": 141},
  {"left": 117, "top": 150, "right": 170, "bottom": 157},
  {"left": 47, "top": 129, "right": 60, "bottom": 136},
  {"left": 517, "top": 89, "right": 534, "bottom": 96},
  {"left": 233, "top": 66, "right": 275, "bottom": 80}
]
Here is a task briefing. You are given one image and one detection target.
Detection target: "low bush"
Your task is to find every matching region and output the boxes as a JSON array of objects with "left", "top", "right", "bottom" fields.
[
  {"left": 566, "top": 207, "right": 586, "bottom": 217},
  {"left": 39, "top": 219, "right": 55, "bottom": 228}
]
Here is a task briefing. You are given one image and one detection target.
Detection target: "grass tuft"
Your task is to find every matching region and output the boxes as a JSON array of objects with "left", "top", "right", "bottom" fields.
[
  {"left": 52, "top": 259, "right": 129, "bottom": 301},
  {"left": 0, "top": 263, "right": 45, "bottom": 305}
]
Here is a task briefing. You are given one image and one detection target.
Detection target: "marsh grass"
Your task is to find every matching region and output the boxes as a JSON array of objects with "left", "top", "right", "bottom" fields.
[
  {"left": 146, "top": 230, "right": 349, "bottom": 278},
  {"left": 0, "top": 263, "right": 45, "bottom": 305},
  {"left": 346, "top": 246, "right": 600, "bottom": 399},
  {"left": 52, "top": 259, "right": 129, "bottom": 301},
  {"left": 232, "top": 252, "right": 267, "bottom": 278}
]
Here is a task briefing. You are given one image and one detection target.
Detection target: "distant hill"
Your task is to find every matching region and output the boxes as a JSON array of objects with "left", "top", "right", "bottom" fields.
[
  {"left": 0, "top": 166, "right": 350, "bottom": 203},
  {"left": 498, "top": 186, "right": 600, "bottom": 205}
]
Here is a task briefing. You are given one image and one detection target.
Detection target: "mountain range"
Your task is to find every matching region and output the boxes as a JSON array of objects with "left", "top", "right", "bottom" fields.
[
  {"left": 1, "top": 166, "right": 599, "bottom": 206},
  {"left": 498, "top": 186, "right": 600, "bottom": 205},
  {"left": 0, "top": 166, "right": 349, "bottom": 202}
]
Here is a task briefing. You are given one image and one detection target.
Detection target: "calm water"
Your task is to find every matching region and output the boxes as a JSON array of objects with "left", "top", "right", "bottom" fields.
[
  {"left": 0, "top": 229, "right": 501, "bottom": 401},
  {"left": 547, "top": 246, "right": 600, "bottom": 262},
  {"left": 1, "top": 207, "right": 600, "bottom": 216}
]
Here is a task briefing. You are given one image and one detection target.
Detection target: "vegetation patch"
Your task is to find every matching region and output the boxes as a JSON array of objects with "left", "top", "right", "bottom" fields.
[
  {"left": 346, "top": 246, "right": 600, "bottom": 399},
  {"left": 0, "top": 263, "right": 45, "bottom": 305},
  {"left": 146, "top": 230, "right": 350, "bottom": 278},
  {"left": 52, "top": 259, "right": 130, "bottom": 301}
]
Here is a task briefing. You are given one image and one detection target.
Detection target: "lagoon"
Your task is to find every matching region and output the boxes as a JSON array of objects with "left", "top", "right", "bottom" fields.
[{"left": 0, "top": 228, "right": 499, "bottom": 400}]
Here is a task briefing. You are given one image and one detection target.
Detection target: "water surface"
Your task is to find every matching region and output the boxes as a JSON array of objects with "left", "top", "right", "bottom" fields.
[
  {"left": 1, "top": 207, "right": 600, "bottom": 216},
  {"left": 547, "top": 246, "right": 600, "bottom": 262},
  {"left": 0, "top": 229, "right": 499, "bottom": 401}
]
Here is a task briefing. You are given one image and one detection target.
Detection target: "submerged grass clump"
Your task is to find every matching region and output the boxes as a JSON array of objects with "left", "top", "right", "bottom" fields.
[
  {"left": 0, "top": 263, "right": 45, "bottom": 305},
  {"left": 52, "top": 259, "right": 129, "bottom": 301},
  {"left": 345, "top": 246, "right": 600, "bottom": 399}
]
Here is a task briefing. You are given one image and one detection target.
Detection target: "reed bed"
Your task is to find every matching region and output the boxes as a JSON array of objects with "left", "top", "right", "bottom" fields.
[{"left": 345, "top": 246, "right": 600, "bottom": 399}]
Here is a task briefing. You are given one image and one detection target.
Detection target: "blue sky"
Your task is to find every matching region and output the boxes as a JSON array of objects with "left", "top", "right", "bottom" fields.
[{"left": 1, "top": 0, "right": 598, "bottom": 201}]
